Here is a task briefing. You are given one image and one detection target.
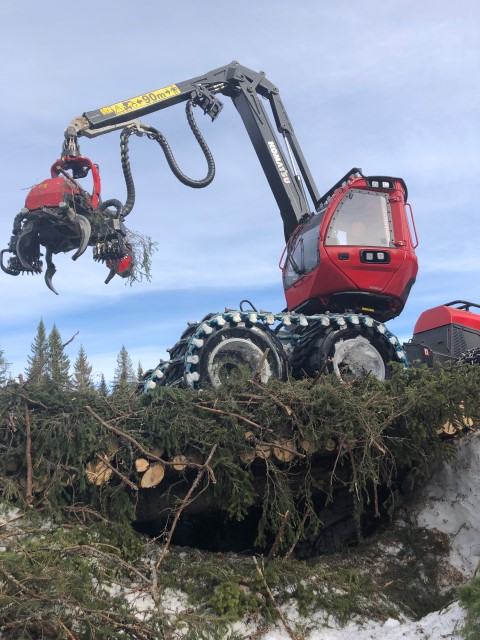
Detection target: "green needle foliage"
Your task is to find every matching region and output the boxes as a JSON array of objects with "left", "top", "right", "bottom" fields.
[
  {"left": 0, "top": 519, "right": 169, "bottom": 639},
  {"left": 459, "top": 576, "right": 480, "bottom": 640},
  {"left": 112, "top": 345, "right": 137, "bottom": 398},
  {"left": 0, "top": 362, "right": 478, "bottom": 541},
  {"left": 73, "top": 344, "right": 95, "bottom": 392},
  {"left": 97, "top": 373, "right": 109, "bottom": 396},
  {"left": 46, "top": 324, "right": 72, "bottom": 390},
  {"left": 0, "top": 347, "right": 10, "bottom": 385},
  {"left": 25, "top": 318, "right": 49, "bottom": 384},
  {"left": 125, "top": 228, "right": 158, "bottom": 285}
]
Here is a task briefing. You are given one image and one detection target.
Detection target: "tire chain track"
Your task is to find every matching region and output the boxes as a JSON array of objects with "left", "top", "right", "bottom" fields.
[{"left": 141, "top": 311, "right": 407, "bottom": 392}]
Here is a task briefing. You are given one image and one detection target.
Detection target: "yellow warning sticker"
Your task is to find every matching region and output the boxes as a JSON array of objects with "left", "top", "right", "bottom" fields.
[{"left": 99, "top": 84, "right": 182, "bottom": 116}]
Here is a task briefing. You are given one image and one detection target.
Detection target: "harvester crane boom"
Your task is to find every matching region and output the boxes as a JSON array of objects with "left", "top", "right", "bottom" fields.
[{"left": 64, "top": 61, "right": 321, "bottom": 239}]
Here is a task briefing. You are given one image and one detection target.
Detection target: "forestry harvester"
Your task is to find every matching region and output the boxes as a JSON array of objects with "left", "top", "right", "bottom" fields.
[{"left": 2, "top": 62, "right": 479, "bottom": 386}]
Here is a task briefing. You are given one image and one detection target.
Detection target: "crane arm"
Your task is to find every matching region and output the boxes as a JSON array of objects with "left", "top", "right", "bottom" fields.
[
  {"left": 1, "top": 62, "right": 324, "bottom": 292},
  {"left": 64, "top": 61, "right": 321, "bottom": 239}
]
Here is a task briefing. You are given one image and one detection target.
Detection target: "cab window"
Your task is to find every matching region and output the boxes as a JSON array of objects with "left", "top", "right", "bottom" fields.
[
  {"left": 325, "top": 189, "right": 394, "bottom": 247},
  {"left": 283, "top": 214, "right": 322, "bottom": 288}
]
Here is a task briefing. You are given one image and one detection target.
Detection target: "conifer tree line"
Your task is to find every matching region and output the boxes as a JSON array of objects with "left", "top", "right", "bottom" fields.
[{"left": 0, "top": 319, "right": 139, "bottom": 395}]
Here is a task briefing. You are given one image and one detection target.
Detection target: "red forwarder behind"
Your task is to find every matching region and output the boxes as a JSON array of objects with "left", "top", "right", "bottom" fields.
[{"left": 407, "top": 301, "right": 480, "bottom": 365}]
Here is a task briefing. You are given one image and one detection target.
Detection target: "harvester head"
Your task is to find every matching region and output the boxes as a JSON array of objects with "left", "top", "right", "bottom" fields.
[{"left": 1, "top": 156, "right": 134, "bottom": 293}]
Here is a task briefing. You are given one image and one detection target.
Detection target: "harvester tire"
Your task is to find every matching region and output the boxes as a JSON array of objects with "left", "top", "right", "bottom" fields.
[
  {"left": 307, "top": 325, "right": 397, "bottom": 382},
  {"left": 195, "top": 323, "right": 287, "bottom": 388}
]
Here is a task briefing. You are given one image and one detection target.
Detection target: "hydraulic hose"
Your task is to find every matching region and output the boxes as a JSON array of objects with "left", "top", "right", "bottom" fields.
[
  {"left": 99, "top": 198, "right": 124, "bottom": 217},
  {"left": 118, "top": 128, "right": 137, "bottom": 218},
  {"left": 142, "top": 99, "right": 216, "bottom": 188},
  {"left": 114, "top": 99, "right": 215, "bottom": 218}
]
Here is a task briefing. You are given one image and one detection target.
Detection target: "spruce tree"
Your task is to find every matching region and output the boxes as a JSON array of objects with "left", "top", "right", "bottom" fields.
[
  {"left": 137, "top": 360, "right": 144, "bottom": 381},
  {"left": 97, "top": 373, "right": 109, "bottom": 397},
  {"left": 0, "top": 348, "right": 10, "bottom": 385},
  {"left": 73, "top": 344, "right": 94, "bottom": 392},
  {"left": 112, "top": 346, "right": 136, "bottom": 396},
  {"left": 25, "top": 319, "right": 49, "bottom": 384},
  {"left": 47, "top": 325, "right": 71, "bottom": 390}
]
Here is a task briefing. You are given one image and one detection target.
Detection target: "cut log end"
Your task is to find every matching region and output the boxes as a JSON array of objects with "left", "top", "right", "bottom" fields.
[
  {"left": 85, "top": 460, "right": 113, "bottom": 486},
  {"left": 272, "top": 439, "right": 297, "bottom": 463},
  {"left": 135, "top": 458, "right": 150, "bottom": 473},
  {"left": 255, "top": 444, "right": 271, "bottom": 460},
  {"left": 299, "top": 439, "right": 313, "bottom": 454},
  {"left": 140, "top": 463, "right": 165, "bottom": 489},
  {"left": 439, "top": 402, "right": 476, "bottom": 435},
  {"left": 239, "top": 448, "right": 256, "bottom": 465},
  {"left": 172, "top": 455, "right": 188, "bottom": 472},
  {"left": 323, "top": 438, "right": 337, "bottom": 452}
]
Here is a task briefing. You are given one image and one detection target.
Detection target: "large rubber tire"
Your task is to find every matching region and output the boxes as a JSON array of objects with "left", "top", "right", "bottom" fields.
[
  {"left": 195, "top": 324, "right": 287, "bottom": 388},
  {"left": 306, "top": 325, "right": 397, "bottom": 381}
]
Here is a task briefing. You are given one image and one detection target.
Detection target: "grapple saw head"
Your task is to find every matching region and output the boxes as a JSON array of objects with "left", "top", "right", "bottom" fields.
[{"left": 1, "top": 156, "right": 134, "bottom": 294}]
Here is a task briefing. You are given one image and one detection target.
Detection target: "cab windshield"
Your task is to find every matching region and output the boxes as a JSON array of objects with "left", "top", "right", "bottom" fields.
[{"left": 325, "top": 189, "right": 394, "bottom": 247}]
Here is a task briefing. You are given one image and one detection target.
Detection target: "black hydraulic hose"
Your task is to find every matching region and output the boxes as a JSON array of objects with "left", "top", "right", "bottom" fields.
[
  {"left": 118, "top": 128, "right": 137, "bottom": 218},
  {"left": 111, "top": 99, "right": 215, "bottom": 219},
  {"left": 239, "top": 299, "right": 258, "bottom": 312},
  {"left": 142, "top": 99, "right": 215, "bottom": 189},
  {"left": 97, "top": 128, "right": 137, "bottom": 219},
  {"left": 99, "top": 198, "right": 124, "bottom": 217}
]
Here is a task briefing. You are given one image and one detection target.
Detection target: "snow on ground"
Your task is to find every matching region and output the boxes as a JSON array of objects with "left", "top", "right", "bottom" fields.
[
  {"left": 414, "top": 431, "right": 480, "bottom": 578},
  {"left": 257, "top": 432, "right": 480, "bottom": 639},
  {"left": 261, "top": 602, "right": 465, "bottom": 640}
]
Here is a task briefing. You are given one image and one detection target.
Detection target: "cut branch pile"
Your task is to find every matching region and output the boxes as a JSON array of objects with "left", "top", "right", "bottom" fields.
[
  {"left": 0, "top": 363, "right": 478, "bottom": 638},
  {"left": 0, "top": 363, "right": 478, "bottom": 553}
]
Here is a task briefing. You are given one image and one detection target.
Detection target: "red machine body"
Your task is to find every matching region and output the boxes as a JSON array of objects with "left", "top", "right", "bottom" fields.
[
  {"left": 411, "top": 301, "right": 480, "bottom": 362},
  {"left": 1, "top": 154, "right": 132, "bottom": 291},
  {"left": 25, "top": 176, "right": 76, "bottom": 210},
  {"left": 414, "top": 303, "right": 480, "bottom": 335},
  {"left": 282, "top": 172, "right": 418, "bottom": 322},
  {"left": 25, "top": 156, "right": 101, "bottom": 212}
]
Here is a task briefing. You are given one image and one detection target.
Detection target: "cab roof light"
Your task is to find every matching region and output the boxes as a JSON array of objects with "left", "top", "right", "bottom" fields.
[{"left": 367, "top": 178, "right": 394, "bottom": 190}]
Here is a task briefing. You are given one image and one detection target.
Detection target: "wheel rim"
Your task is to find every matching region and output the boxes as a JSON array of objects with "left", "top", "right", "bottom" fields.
[
  {"left": 206, "top": 338, "right": 273, "bottom": 387},
  {"left": 332, "top": 335, "right": 386, "bottom": 380}
]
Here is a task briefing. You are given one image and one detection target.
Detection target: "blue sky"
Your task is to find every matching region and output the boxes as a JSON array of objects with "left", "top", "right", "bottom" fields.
[{"left": 1, "top": 0, "right": 479, "bottom": 384}]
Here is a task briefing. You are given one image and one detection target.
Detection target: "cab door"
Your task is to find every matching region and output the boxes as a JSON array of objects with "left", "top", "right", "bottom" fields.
[{"left": 323, "top": 188, "right": 405, "bottom": 295}]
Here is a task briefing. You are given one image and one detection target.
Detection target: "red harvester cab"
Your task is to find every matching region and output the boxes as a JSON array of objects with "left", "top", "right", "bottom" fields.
[{"left": 281, "top": 170, "right": 418, "bottom": 322}]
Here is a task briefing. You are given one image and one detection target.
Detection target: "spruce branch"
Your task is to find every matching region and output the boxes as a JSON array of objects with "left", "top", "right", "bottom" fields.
[
  {"left": 253, "top": 556, "right": 300, "bottom": 640},
  {"left": 24, "top": 406, "right": 33, "bottom": 506},
  {"left": 155, "top": 443, "right": 218, "bottom": 570}
]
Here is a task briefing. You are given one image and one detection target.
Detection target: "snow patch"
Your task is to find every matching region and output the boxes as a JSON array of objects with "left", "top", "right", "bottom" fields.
[
  {"left": 259, "top": 432, "right": 480, "bottom": 639},
  {"left": 414, "top": 431, "right": 480, "bottom": 577},
  {"left": 260, "top": 602, "right": 465, "bottom": 639}
]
